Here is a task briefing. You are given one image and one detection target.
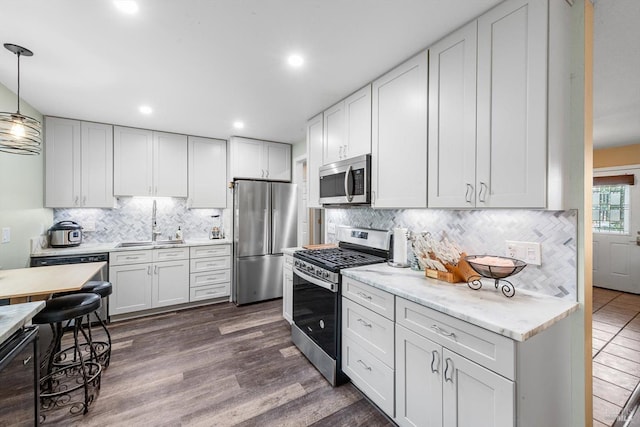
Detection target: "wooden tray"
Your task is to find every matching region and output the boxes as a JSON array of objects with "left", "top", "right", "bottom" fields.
[{"left": 302, "top": 243, "right": 338, "bottom": 250}]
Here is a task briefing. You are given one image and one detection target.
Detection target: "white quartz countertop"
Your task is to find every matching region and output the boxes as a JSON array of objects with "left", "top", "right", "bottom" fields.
[
  {"left": 31, "top": 239, "right": 231, "bottom": 257},
  {"left": 341, "top": 263, "right": 579, "bottom": 342},
  {"left": 0, "top": 302, "right": 45, "bottom": 344},
  {"left": 283, "top": 247, "right": 304, "bottom": 256}
]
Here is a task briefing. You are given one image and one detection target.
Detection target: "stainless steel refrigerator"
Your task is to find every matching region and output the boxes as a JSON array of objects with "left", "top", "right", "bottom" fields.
[{"left": 233, "top": 180, "right": 297, "bottom": 305}]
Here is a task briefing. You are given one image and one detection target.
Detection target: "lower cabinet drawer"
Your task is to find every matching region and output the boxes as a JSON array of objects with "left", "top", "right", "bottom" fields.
[
  {"left": 190, "top": 270, "right": 231, "bottom": 287},
  {"left": 342, "top": 335, "right": 394, "bottom": 417},
  {"left": 396, "top": 297, "right": 515, "bottom": 380},
  {"left": 190, "top": 256, "right": 231, "bottom": 273},
  {"left": 342, "top": 297, "right": 394, "bottom": 367},
  {"left": 190, "top": 282, "right": 230, "bottom": 302}
]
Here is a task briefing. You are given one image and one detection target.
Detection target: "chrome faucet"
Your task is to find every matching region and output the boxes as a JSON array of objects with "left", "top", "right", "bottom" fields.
[{"left": 151, "top": 199, "right": 161, "bottom": 242}]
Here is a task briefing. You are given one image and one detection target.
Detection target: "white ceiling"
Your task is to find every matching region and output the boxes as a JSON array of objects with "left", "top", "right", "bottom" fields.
[
  {"left": 0, "top": 0, "right": 501, "bottom": 145},
  {"left": 593, "top": 0, "right": 640, "bottom": 148},
  {"left": 1, "top": 1, "right": 632, "bottom": 149}
]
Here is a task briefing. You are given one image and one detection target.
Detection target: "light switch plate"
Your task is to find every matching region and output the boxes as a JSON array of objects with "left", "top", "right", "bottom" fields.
[
  {"left": 505, "top": 240, "right": 541, "bottom": 265},
  {"left": 1, "top": 227, "right": 10, "bottom": 243}
]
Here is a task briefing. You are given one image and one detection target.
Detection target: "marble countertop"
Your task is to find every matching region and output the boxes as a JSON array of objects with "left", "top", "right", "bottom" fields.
[
  {"left": 341, "top": 263, "right": 579, "bottom": 342},
  {"left": 283, "top": 247, "right": 304, "bottom": 255},
  {"left": 31, "top": 239, "right": 231, "bottom": 257},
  {"left": 0, "top": 302, "right": 45, "bottom": 344}
]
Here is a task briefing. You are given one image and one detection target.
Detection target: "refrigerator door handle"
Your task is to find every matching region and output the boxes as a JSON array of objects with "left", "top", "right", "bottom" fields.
[{"left": 272, "top": 208, "right": 278, "bottom": 254}]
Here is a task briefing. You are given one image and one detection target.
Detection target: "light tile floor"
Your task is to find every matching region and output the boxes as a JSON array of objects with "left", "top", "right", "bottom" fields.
[{"left": 593, "top": 287, "right": 640, "bottom": 426}]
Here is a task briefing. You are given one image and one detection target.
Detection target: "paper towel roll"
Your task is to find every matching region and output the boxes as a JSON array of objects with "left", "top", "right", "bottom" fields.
[{"left": 393, "top": 228, "right": 408, "bottom": 265}]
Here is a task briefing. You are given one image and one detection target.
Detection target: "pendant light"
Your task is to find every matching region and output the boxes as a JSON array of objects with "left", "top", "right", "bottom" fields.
[{"left": 0, "top": 43, "right": 42, "bottom": 155}]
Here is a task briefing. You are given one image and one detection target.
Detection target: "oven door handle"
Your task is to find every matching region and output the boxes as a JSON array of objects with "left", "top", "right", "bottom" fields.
[{"left": 294, "top": 268, "right": 337, "bottom": 293}]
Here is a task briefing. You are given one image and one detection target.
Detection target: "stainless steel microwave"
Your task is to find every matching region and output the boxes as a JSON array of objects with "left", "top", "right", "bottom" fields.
[{"left": 319, "top": 154, "right": 371, "bottom": 205}]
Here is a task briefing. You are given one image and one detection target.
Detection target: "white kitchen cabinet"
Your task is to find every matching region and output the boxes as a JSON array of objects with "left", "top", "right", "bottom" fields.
[
  {"left": 45, "top": 117, "right": 114, "bottom": 208},
  {"left": 109, "top": 262, "right": 153, "bottom": 316},
  {"left": 229, "top": 137, "right": 291, "bottom": 181},
  {"left": 395, "top": 324, "right": 514, "bottom": 427},
  {"left": 110, "top": 247, "right": 190, "bottom": 315},
  {"left": 341, "top": 280, "right": 395, "bottom": 418},
  {"left": 427, "top": 22, "right": 478, "bottom": 208},
  {"left": 113, "top": 126, "right": 187, "bottom": 197},
  {"left": 306, "top": 113, "right": 323, "bottom": 208},
  {"left": 188, "top": 136, "right": 227, "bottom": 208},
  {"left": 322, "top": 85, "right": 372, "bottom": 165},
  {"left": 152, "top": 259, "right": 190, "bottom": 308},
  {"left": 322, "top": 101, "right": 344, "bottom": 165},
  {"left": 371, "top": 52, "right": 428, "bottom": 208},
  {"left": 282, "top": 253, "right": 293, "bottom": 324},
  {"left": 189, "top": 244, "right": 231, "bottom": 302},
  {"left": 153, "top": 131, "right": 188, "bottom": 197},
  {"left": 476, "top": 0, "right": 547, "bottom": 208}
]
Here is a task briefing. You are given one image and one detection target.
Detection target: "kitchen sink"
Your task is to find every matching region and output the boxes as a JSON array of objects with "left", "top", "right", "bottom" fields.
[{"left": 116, "top": 239, "right": 185, "bottom": 248}]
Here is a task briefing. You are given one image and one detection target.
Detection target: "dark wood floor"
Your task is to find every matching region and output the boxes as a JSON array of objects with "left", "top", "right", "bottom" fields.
[{"left": 38, "top": 300, "right": 392, "bottom": 426}]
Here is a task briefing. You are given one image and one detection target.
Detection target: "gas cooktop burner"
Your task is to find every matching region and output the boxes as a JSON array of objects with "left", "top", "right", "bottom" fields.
[{"left": 294, "top": 247, "right": 386, "bottom": 272}]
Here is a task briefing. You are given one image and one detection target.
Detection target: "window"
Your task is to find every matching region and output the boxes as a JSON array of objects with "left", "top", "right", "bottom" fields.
[{"left": 593, "top": 184, "right": 630, "bottom": 234}]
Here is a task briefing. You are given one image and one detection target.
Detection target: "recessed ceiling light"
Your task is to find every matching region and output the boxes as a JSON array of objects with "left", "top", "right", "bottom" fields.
[
  {"left": 287, "top": 54, "right": 304, "bottom": 68},
  {"left": 233, "top": 121, "right": 245, "bottom": 129},
  {"left": 114, "top": 0, "right": 139, "bottom": 15},
  {"left": 139, "top": 105, "right": 153, "bottom": 115}
]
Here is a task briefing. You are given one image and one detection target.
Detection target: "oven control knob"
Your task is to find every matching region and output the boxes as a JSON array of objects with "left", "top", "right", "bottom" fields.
[
  {"left": 323, "top": 271, "right": 330, "bottom": 279},
  {"left": 307, "top": 265, "right": 314, "bottom": 273}
]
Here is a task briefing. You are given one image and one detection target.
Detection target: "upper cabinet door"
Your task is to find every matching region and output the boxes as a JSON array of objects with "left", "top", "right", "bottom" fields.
[
  {"left": 372, "top": 51, "right": 428, "bottom": 208},
  {"left": 45, "top": 117, "right": 81, "bottom": 207},
  {"left": 153, "top": 131, "right": 188, "bottom": 197},
  {"left": 344, "top": 85, "right": 372, "bottom": 160},
  {"left": 476, "top": 0, "right": 547, "bottom": 208},
  {"left": 231, "top": 137, "right": 265, "bottom": 179},
  {"left": 323, "top": 101, "right": 345, "bottom": 165},
  {"left": 306, "top": 113, "right": 323, "bottom": 209},
  {"left": 81, "top": 122, "right": 114, "bottom": 208},
  {"left": 114, "top": 126, "right": 154, "bottom": 196},
  {"left": 188, "top": 136, "right": 227, "bottom": 208},
  {"left": 428, "top": 21, "right": 478, "bottom": 209},
  {"left": 265, "top": 142, "right": 291, "bottom": 181}
]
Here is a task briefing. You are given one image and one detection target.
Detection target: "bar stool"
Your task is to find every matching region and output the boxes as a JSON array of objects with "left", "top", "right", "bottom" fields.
[
  {"left": 33, "top": 293, "right": 102, "bottom": 416},
  {"left": 54, "top": 281, "right": 112, "bottom": 368}
]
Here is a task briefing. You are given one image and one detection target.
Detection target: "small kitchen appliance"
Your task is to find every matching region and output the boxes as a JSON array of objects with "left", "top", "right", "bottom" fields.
[
  {"left": 292, "top": 226, "right": 390, "bottom": 386},
  {"left": 319, "top": 154, "right": 371, "bottom": 206},
  {"left": 48, "top": 220, "right": 82, "bottom": 248},
  {"left": 210, "top": 214, "right": 223, "bottom": 240}
]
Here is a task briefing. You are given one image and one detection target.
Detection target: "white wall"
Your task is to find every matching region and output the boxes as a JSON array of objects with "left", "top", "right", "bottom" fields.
[{"left": 0, "top": 82, "right": 52, "bottom": 269}]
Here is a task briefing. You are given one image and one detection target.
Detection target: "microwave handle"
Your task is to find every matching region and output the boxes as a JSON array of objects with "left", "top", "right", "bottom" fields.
[{"left": 344, "top": 165, "right": 353, "bottom": 202}]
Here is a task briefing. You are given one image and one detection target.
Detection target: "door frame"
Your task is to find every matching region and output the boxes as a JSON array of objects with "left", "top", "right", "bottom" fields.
[{"left": 293, "top": 154, "right": 308, "bottom": 247}]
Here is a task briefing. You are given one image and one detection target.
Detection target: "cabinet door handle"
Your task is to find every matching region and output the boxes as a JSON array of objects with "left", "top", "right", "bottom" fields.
[
  {"left": 356, "top": 291, "right": 372, "bottom": 300},
  {"left": 147, "top": 265, "right": 152, "bottom": 275},
  {"left": 444, "top": 358, "right": 454, "bottom": 383},
  {"left": 74, "top": 196, "right": 79, "bottom": 206},
  {"left": 479, "top": 182, "right": 488, "bottom": 203},
  {"left": 148, "top": 186, "right": 152, "bottom": 196},
  {"left": 155, "top": 186, "right": 158, "bottom": 196},
  {"left": 357, "top": 318, "right": 372, "bottom": 328},
  {"left": 339, "top": 146, "right": 343, "bottom": 159},
  {"left": 465, "top": 184, "right": 473, "bottom": 203},
  {"left": 430, "top": 350, "right": 440, "bottom": 374},
  {"left": 154, "top": 265, "right": 158, "bottom": 275},
  {"left": 82, "top": 196, "right": 87, "bottom": 206},
  {"left": 266, "top": 169, "right": 269, "bottom": 178},
  {"left": 343, "top": 145, "right": 348, "bottom": 158},
  {"left": 357, "top": 359, "right": 372, "bottom": 371},
  {"left": 23, "top": 355, "right": 32, "bottom": 365},
  {"left": 431, "top": 324, "right": 456, "bottom": 339}
]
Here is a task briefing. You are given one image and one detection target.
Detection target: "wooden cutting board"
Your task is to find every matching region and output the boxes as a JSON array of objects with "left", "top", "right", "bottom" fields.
[{"left": 302, "top": 243, "right": 338, "bottom": 250}]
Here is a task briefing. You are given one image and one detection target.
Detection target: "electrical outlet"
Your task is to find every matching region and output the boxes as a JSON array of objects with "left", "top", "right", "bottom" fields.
[
  {"left": 83, "top": 220, "right": 96, "bottom": 232},
  {"left": 328, "top": 223, "right": 336, "bottom": 234},
  {"left": 505, "top": 240, "right": 541, "bottom": 265},
  {"left": 2, "top": 227, "right": 10, "bottom": 243}
]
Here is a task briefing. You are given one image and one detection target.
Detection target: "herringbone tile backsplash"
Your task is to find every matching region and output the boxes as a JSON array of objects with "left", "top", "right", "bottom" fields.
[
  {"left": 326, "top": 208, "right": 578, "bottom": 299},
  {"left": 54, "top": 198, "right": 224, "bottom": 243}
]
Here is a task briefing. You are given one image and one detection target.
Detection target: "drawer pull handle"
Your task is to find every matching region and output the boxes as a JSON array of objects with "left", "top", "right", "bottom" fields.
[
  {"left": 357, "top": 359, "right": 372, "bottom": 371},
  {"left": 125, "top": 256, "right": 138, "bottom": 260},
  {"left": 356, "top": 291, "right": 372, "bottom": 300},
  {"left": 23, "top": 355, "right": 32, "bottom": 365},
  {"left": 431, "top": 324, "right": 456, "bottom": 339},
  {"left": 444, "top": 358, "right": 454, "bottom": 383},
  {"left": 166, "top": 254, "right": 178, "bottom": 257},
  {"left": 357, "top": 318, "right": 372, "bottom": 328},
  {"left": 430, "top": 350, "right": 440, "bottom": 374}
]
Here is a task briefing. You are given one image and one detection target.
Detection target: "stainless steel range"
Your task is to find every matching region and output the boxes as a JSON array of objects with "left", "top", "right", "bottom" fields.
[{"left": 292, "top": 227, "right": 390, "bottom": 386}]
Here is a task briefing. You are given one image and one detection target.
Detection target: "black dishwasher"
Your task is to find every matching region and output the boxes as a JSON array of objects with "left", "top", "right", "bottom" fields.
[{"left": 0, "top": 326, "right": 40, "bottom": 426}]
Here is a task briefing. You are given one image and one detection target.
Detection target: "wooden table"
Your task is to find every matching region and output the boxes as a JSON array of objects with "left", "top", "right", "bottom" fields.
[{"left": 0, "top": 262, "right": 107, "bottom": 302}]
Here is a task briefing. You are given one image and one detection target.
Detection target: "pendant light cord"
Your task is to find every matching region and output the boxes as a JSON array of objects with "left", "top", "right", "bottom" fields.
[{"left": 16, "top": 50, "right": 21, "bottom": 114}]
